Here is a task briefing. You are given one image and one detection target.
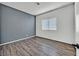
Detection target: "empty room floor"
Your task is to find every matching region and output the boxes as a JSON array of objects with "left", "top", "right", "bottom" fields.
[{"left": 0, "top": 37, "right": 75, "bottom": 56}]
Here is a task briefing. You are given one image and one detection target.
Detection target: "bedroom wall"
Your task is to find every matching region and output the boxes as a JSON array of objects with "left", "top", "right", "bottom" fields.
[
  {"left": 0, "top": 4, "right": 35, "bottom": 44},
  {"left": 0, "top": 6, "right": 1, "bottom": 43},
  {"left": 36, "top": 4, "right": 75, "bottom": 44},
  {"left": 75, "top": 2, "right": 79, "bottom": 56}
]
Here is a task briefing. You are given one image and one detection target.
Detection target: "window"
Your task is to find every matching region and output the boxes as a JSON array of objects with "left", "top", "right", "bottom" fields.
[{"left": 42, "top": 18, "right": 56, "bottom": 30}]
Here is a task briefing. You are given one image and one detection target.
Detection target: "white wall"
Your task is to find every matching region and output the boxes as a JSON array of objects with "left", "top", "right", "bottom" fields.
[
  {"left": 75, "top": 2, "right": 79, "bottom": 56},
  {"left": 75, "top": 2, "right": 79, "bottom": 43},
  {"left": 36, "top": 4, "right": 75, "bottom": 44}
]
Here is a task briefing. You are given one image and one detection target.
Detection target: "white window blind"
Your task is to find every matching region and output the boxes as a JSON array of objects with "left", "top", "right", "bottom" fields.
[{"left": 42, "top": 18, "right": 56, "bottom": 30}]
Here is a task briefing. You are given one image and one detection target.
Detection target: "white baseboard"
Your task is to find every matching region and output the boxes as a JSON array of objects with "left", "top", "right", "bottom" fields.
[
  {"left": 36, "top": 35, "right": 72, "bottom": 45},
  {"left": 0, "top": 35, "right": 35, "bottom": 46}
]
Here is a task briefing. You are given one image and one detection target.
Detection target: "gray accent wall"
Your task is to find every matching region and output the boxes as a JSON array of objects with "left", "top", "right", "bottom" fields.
[{"left": 0, "top": 4, "right": 35, "bottom": 44}]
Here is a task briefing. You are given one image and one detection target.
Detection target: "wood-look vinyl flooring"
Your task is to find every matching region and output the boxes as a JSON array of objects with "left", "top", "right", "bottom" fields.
[{"left": 0, "top": 37, "right": 75, "bottom": 56}]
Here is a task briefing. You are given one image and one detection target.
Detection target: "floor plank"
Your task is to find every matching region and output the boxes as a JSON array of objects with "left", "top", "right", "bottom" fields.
[{"left": 0, "top": 37, "right": 75, "bottom": 56}]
